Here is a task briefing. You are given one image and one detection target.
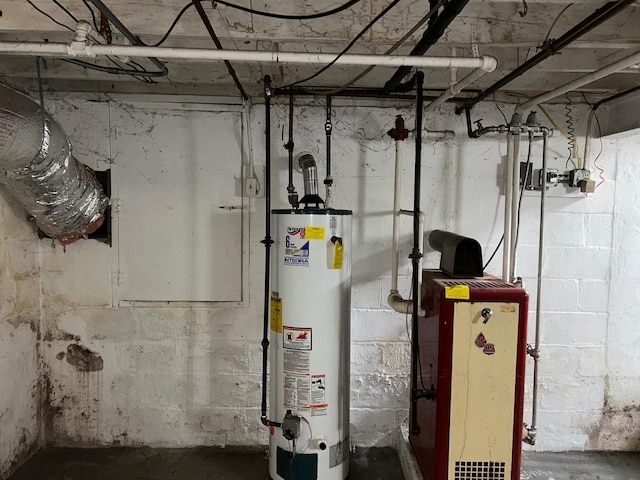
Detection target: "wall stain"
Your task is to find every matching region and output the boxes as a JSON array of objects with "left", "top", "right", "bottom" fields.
[{"left": 64, "top": 344, "right": 104, "bottom": 372}]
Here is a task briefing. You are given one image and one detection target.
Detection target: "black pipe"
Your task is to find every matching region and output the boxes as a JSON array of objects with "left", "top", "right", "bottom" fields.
[
  {"left": 273, "top": 86, "right": 482, "bottom": 100},
  {"left": 458, "top": 0, "right": 635, "bottom": 112},
  {"left": 192, "top": 0, "right": 248, "bottom": 100},
  {"left": 384, "top": 0, "right": 470, "bottom": 92},
  {"left": 286, "top": 95, "right": 298, "bottom": 209},
  {"left": 87, "top": 0, "right": 168, "bottom": 76},
  {"left": 593, "top": 84, "right": 640, "bottom": 111},
  {"left": 260, "top": 76, "right": 279, "bottom": 428},
  {"left": 324, "top": 95, "right": 333, "bottom": 189},
  {"left": 410, "top": 71, "right": 425, "bottom": 435}
]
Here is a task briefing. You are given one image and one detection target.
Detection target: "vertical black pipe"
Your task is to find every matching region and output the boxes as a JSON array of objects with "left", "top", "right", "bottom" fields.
[
  {"left": 410, "top": 72, "right": 425, "bottom": 435},
  {"left": 286, "top": 94, "right": 298, "bottom": 208},
  {"left": 260, "top": 76, "right": 275, "bottom": 426},
  {"left": 325, "top": 96, "right": 333, "bottom": 186}
]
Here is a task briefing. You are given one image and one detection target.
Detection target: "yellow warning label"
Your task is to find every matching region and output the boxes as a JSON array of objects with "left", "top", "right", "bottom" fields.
[
  {"left": 333, "top": 241, "right": 344, "bottom": 270},
  {"left": 445, "top": 285, "right": 470, "bottom": 300},
  {"left": 305, "top": 226, "right": 325, "bottom": 240},
  {"left": 270, "top": 296, "right": 283, "bottom": 333}
]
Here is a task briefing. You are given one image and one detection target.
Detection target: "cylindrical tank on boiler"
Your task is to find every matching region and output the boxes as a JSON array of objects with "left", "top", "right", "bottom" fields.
[{"left": 269, "top": 208, "right": 352, "bottom": 480}]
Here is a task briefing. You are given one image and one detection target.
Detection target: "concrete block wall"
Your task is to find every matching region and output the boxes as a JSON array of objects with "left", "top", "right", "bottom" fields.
[
  {"left": 0, "top": 192, "right": 41, "bottom": 478},
  {"left": 16, "top": 95, "right": 640, "bottom": 452}
]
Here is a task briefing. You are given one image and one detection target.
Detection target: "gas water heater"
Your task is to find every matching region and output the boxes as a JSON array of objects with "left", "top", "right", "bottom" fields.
[{"left": 268, "top": 154, "right": 352, "bottom": 480}]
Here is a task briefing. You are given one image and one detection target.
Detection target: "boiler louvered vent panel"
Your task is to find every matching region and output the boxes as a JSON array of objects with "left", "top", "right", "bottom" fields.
[{"left": 454, "top": 461, "right": 506, "bottom": 479}]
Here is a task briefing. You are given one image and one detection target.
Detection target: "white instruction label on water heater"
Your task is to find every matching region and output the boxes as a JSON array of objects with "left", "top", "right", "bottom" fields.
[
  {"left": 283, "top": 327, "right": 312, "bottom": 350},
  {"left": 284, "top": 372, "right": 310, "bottom": 409}
]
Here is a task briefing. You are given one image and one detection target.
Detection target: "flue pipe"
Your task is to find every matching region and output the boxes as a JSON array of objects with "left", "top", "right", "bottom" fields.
[
  {"left": 0, "top": 39, "right": 497, "bottom": 70},
  {"left": 516, "top": 50, "right": 640, "bottom": 113}
]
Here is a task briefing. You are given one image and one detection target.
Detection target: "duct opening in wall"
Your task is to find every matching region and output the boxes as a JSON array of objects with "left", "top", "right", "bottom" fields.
[{"left": 0, "top": 84, "right": 109, "bottom": 245}]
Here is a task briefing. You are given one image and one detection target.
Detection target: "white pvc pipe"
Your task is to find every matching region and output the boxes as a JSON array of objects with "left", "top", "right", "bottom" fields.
[
  {"left": 516, "top": 50, "right": 640, "bottom": 113},
  {"left": 387, "top": 135, "right": 426, "bottom": 316},
  {"left": 0, "top": 40, "right": 498, "bottom": 70},
  {"left": 388, "top": 210, "right": 425, "bottom": 316},
  {"left": 502, "top": 133, "right": 514, "bottom": 281},
  {"left": 390, "top": 139, "right": 403, "bottom": 293},
  {"left": 509, "top": 134, "right": 521, "bottom": 281},
  {"left": 424, "top": 65, "right": 496, "bottom": 114}
]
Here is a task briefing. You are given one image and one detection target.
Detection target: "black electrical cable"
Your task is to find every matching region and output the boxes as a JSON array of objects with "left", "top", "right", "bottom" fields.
[
  {"left": 52, "top": 0, "right": 78, "bottom": 22},
  {"left": 26, "top": 0, "right": 74, "bottom": 31},
  {"left": 213, "top": 0, "right": 363, "bottom": 20},
  {"left": 279, "top": 0, "right": 402, "bottom": 89},
  {"left": 484, "top": 134, "right": 534, "bottom": 271},
  {"left": 82, "top": 0, "right": 99, "bottom": 31},
  {"left": 62, "top": 58, "right": 167, "bottom": 77},
  {"left": 147, "top": 2, "right": 195, "bottom": 47}
]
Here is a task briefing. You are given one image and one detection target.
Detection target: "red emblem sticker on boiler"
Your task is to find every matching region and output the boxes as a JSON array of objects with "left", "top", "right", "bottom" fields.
[
  {"left": 483, "top": 343, "right": 496, "bottom": 355},
  {"left": 475, "top": 332, "right": 487, "bottom": 348}
]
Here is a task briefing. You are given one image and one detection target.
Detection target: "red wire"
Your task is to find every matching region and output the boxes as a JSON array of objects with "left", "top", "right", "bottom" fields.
[
  {"left": 581, "top": 93, "right": 605, "bottom": 190},
  {"left": 591, "top": 111, "right": 605, "bottom": 189}
]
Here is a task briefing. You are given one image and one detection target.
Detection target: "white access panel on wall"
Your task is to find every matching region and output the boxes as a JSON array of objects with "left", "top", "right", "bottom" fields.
[{"left": 111, "top": 103, "right": 245, "bottom": 304}]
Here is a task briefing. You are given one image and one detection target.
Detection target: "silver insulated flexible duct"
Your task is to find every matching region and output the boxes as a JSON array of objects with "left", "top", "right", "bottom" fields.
[{"left": 0, "top": 85, "right": 109, "bottom": 244}]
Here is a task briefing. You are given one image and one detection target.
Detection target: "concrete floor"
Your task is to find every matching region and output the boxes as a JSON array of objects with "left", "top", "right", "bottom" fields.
[
  {"left": 7, "top": 446, "right": 402, "bottom": 480},
  {"left": 522, "top": 452, "right": 640, "bottom": 479},
  {"left": 7, "top": 448, "right": 640, "bottom": 479}
]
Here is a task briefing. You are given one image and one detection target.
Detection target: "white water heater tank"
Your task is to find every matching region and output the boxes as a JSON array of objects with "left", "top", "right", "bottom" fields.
[{"left": 269, "top": 208, "right": 352, "bottom": 480}]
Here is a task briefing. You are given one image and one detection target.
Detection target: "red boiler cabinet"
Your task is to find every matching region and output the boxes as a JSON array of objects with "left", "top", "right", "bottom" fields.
[{"left": 410, "top": 271, "right": 529, "bottom": 480}]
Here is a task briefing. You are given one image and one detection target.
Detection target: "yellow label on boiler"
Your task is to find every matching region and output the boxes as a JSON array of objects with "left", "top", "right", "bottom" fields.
[
  {"left": 445, "top": 285, "right": 470, "bottom": 300},
  {"left": 333, "top": 241, "right": 344, "bottom": 270},
  {"left": 305, "top": 226, "right": 325, "bottom": 240},
  {"left": 270, "top": 295, "right": 283, "bottom": 333}
]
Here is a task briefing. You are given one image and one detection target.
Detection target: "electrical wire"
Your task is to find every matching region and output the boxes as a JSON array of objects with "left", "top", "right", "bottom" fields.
[
  {"left": 483, "top": 235, "right": 503, "bottom": 270},
  {"left": 513, "top": 134, "right": 533, "bottom": 252},
  {"left": 279, "top": 0, "right": 403, "bottom": 89},
  {"left": 505, "top": 91, "right": 582, "bottom": 167},
  {"left": 61, "top": 58, "right": 167, "bottom": 77},
  {"left": 147, "top": 2, "right": 195, "bottom": 47},
  {"left": 82, "top": 0, "right": 99, "bottom": 31},
  {"left": 484, "top": 133, "right": 533, "bottom": 270},
  {"left": 26, "top": 0, "right": 74, "bottom": 32},
  {"left": 564, "top": 92, "right": 578, "bottom": 169},
  {"left": 587, "top": 104, "right": 605, "bottom": 189},
  {"left": 33, "top": 0, "right": 165, "bottom": 79},
  {"left": 543, "top": 3, "right": 574, "bottom": 45},
  {"left": 493, "top": 92, "right": 508, "bottom": 124},
  {"left": 52, "top": 0, "right": 78, "bottom": 22},
  {"left": 212, "top": 0, "right": 364, "bottom": 20},
  {"left": 310, "top": 0, "right": 446, "bottom": 94}
]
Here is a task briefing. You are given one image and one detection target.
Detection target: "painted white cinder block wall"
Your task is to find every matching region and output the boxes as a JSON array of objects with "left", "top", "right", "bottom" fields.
[
  {"left": 0, "top": 194, "right": 41, "bottom": 478},
  {"left": 29, "top": 96, "right": 640, "bottom": 452}
]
